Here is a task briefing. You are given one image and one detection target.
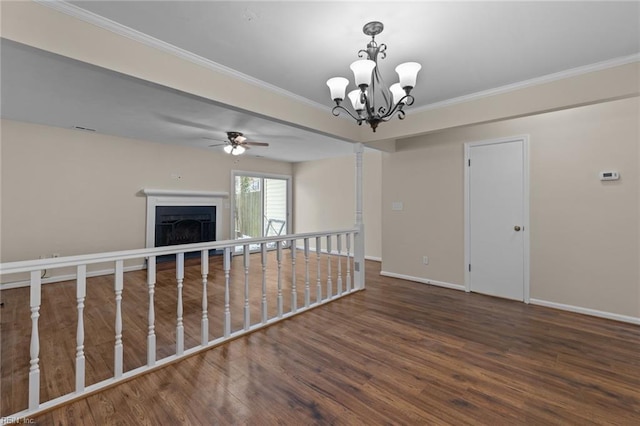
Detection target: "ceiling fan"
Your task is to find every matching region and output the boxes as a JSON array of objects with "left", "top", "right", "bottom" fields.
[{"left": 209, "top": 131, "right": 269, "bottom": 156}]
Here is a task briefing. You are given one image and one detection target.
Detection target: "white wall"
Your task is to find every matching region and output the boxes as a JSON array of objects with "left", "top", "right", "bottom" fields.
[
  {"left": 293, "top": 150, "right": 382, "bottom": 260},
  {"left": 0, "top": 119, "right": 292, "bottom": 269},
  {"left": 382, "top": 97, "right": 640, "bottom": 319}
]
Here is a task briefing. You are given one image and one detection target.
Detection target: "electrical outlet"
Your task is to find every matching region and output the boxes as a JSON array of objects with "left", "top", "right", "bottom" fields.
[{"left": 422, "top": 256, "right": 429, "bottom": 265}]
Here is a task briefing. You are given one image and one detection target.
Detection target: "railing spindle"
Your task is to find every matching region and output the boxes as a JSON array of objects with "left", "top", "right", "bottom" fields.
[
  {"left": 316, "top": 236, "right": 322, "bottom": 303},
  {"left": 261, "top": 243, "right": 267, "bottom": 324},
  {"left": 291, "top": 239, "right": 297, "bottom": 313},
  {"left": 176, "top": 253, "right": 185, "bottom": 356},
  {"left": 243, "top": 244, "right": 250, "bottom": 330},
  {"left": 346, "top": 233, "right": 352, "bottom": 292},
  {"left": 147, "top": 256, "right": 156, "bottom": 366},
  {"left": 327, "top": 235, "right": 333, "bottom": 299},
  {"left": 75, "top": 265, "right": 86, "bottom": 393},
  {"left": 304, "top": 238, "right": 310, "bottom": 308},
  {"left": 201, "top": 250, "right": 209, "bottom": 346},
  {"left": 114, "top": 260, "right": 124, "bottom": 378},
  {"left": 337, "top": 234, "right": 343, "bottom": 295},
  {"left": 277, "top": 242, "right": 283, "bottom": 318},
  {"left": 28, "top": 271, "right": 41, "bottom": 410},
  {"left": 223, "top": 247, "right": 231, "bottom": 337}
]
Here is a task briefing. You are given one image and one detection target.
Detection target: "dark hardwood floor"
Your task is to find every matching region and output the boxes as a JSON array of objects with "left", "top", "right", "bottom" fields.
[{"left": 3, "top": 259, "right": 640, "bottom": 424}]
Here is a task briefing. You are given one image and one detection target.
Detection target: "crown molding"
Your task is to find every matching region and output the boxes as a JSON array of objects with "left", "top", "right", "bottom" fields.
[
  {"left": 413, "top": 53, "right": 640, "bottom": 114},
  {"left": 34, "top": 0, "right": 329, "bottom": 113}
]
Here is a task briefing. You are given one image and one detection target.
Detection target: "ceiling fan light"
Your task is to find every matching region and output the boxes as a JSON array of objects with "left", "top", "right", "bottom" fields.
[
  {"left": 232, "top": 145, "right": 246, "bottom": 155},
  {"left": 390, "top": 83, "right": 406, "bottom": 105},
  {"left": 326, "top": 77, "right": 349, "bottom": 103},
  {"left": 350, "top": 59, "right": 376, "bottom": 88},
  {"left": 223, "top": 145, "right": 233, "bottom": 154},
  {"left": 235, "top": 135, "right": 247, "bottom": 143},
  {"left": 395, "top": 62, "right": 421, "bottom": 91}
]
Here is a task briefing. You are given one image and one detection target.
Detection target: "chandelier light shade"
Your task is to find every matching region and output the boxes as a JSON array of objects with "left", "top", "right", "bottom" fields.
[
  {"left": 350, "top": 59, "right": 376, "bottom": 88},
  {"left": 389, "top": 83, "right": 405, "bottom": 105},
  {"left": 327, "top": 21, "right": 422, "bottom": 132},
  {"left": 348, "top": 89, "right": 365, "bottom": 111},
  {"left": 327, "top": 77, "right": 349, "bottom": 102},
  {"left": 395, "top": 62, "right": 422, "bottom": 89}
]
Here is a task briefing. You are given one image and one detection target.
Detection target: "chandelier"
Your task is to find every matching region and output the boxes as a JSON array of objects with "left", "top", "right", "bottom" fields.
[{"left": 326, "top": 21, "right": 421, "bottom": 132}]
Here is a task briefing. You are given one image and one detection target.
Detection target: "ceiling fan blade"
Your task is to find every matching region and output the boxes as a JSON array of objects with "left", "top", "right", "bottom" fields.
[
  {"left": 244, "top": 142, "right": 269, "bottom": 147},
  {"left": 208, "top": 143, "right": 228, "bottom": 148}
]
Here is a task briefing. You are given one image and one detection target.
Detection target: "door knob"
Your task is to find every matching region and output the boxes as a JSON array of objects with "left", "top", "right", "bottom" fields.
[{"left": 514, "top": 226, "right": 521, "bottom": 231}]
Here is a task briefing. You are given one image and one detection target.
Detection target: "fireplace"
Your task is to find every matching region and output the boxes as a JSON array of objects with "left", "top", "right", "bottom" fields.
[
  {"left": 155, "top": 206, "right": 216, "bottom": 247},
  {"left": 142, "top": 189, "right": 228, "bottom": 260}
]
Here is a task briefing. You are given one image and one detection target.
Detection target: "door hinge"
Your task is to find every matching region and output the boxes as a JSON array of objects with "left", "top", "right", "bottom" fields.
[
  {"left": 468, "top": 264, "right": 471, "bottom": 272},
  {"left": 468, "top": 159, "right": 471, "bottom": 166}
]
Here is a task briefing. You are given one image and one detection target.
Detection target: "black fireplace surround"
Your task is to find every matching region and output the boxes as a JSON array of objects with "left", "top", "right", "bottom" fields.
[{"left": 155, "top": 205, "right": 216, "bottom": 260}]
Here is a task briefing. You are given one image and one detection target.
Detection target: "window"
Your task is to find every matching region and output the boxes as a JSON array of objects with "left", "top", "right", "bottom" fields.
[{"left": 232, "top": 172, "right": 291, "bottom": 242}]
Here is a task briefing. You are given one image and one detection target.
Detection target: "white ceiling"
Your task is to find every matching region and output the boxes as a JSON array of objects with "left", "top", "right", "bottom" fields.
[{"left": 2, "top": 1, "right": 639, "bottom": 162}]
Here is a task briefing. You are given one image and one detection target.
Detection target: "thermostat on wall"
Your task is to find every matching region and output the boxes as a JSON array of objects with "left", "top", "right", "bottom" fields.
[{"left": 599, "top": 171, "right": 620, "bottom": 181}]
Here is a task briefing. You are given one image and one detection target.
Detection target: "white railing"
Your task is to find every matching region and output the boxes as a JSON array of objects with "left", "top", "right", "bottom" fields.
[{"left": 0, "top": 228, "right": 363, "bottom": 421}]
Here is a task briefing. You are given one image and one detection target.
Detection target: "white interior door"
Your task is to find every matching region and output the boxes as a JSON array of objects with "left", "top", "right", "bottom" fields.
[{"left": 466, "top": 138, "right": 527, "bottom": 301}]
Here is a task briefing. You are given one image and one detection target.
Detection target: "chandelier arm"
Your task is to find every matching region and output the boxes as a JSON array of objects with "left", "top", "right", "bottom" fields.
[
  {"left": 403, "top": 94, "right": 416, "bottom": 106},
  {"left": 379, "top": 108, "right": 407, "bottom": 124},
  {"left": 332, "top": 105, "right": 364, "bottom": 122},
  {"left": 382, "top": 94, "right": 414, "bottom": 120},
  {"left": 378, "top": 43, "right": 387, "bottom": 60}
]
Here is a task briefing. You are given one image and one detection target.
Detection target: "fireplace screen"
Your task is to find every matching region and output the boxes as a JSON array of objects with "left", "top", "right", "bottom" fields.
[{"left": 155, "top": 206, "right": 216, "bottom": 247}]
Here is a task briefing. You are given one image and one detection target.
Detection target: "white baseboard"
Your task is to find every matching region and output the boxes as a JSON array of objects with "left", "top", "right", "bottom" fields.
[
  {"left": 529, "top": 298, "right": 640, "bottom": 325},
  {"left": 1, "top": 264, "right": 145, "bottom": 290},
  {"left": 380, "top": 271, "right": 465, "bottom": 291}
]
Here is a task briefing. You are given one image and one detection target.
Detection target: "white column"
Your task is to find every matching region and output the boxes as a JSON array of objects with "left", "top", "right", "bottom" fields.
[{"left": 354, "top": 142, "right": 366, "bottom": 290}]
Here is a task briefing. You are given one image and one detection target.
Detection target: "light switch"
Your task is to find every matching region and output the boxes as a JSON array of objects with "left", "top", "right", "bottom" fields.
[{"left": 391, "top": 201, "right": 403, "bottom": 211}]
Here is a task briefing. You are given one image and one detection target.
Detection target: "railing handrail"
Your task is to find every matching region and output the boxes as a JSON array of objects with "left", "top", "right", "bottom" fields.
[{"left": 0, "top": 228, "right": 359, "bottom": 275}]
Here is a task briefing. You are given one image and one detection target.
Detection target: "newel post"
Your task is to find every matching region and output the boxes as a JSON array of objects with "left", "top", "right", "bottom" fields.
[{"left": 354, "top": 142, "right": 366, "bottom": 290}]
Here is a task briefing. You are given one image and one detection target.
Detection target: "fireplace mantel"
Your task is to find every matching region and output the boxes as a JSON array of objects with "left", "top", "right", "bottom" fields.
[
  {"left": 143, "top": 189, "right": 227, "bottom": 248},
  {"left": 142, "top": 189, "right": 229, "bottom": 198}
]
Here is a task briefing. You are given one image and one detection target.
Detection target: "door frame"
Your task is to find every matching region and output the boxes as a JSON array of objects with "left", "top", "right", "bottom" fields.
[
  {"left": 463, "top": 135, "right": 531, "bottom": 303},
  {"left": 230, "top": 170, "right": 292, "bottom": 240}
]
